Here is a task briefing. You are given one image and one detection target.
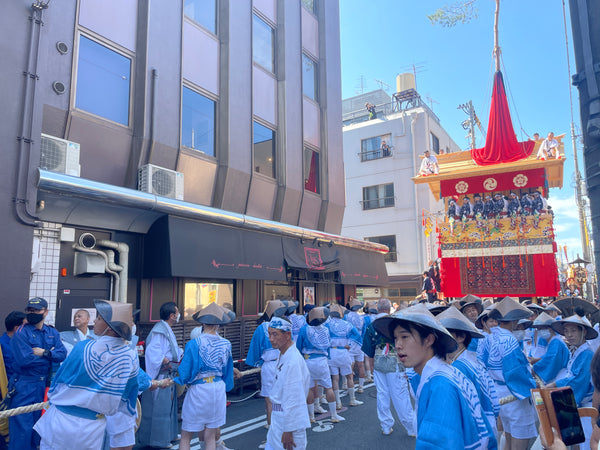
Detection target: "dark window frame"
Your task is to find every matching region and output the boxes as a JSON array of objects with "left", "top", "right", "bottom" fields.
[
  {"left": 181, "top": 85, "right": 217, "bottom": 157},
  {"left": 430, "top": 132, "right": 440, "bottom": 154},
  {"left": 303, "top": 146, "right": 320, "bottom": 194},
  {"left": 253, "top": 121, "right": 276, "bottom": 179},
  {"left": 361, "top": 183, "right": 395, "bottom": 210},
  {"left": 365, "top": 235, "right": 397, "bottom": 262}
]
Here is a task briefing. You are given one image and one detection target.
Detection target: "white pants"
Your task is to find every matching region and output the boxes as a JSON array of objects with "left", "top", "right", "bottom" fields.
[
  {"left": 265, "top": 410, "right": 307, "bottom": 450},
  {"left": 182, "top": 381, "right": 227, "bottom": 432},
  {"left": 106, "top": 411, "right": 137, "bottom": 447},
  {"left": 261, "top": 360, "right": 277, "bottom": 397},
  {"left": 328, "top": 348, "right": 352, "bottom": 376},
  {"left": 349, "top": 342, "right": 364, "bottom": 362},
  {"left": 496, "top": 384, "right": 537, "bottom": 440},
  {"left": 374, "top": 370, "right": 416, "bottom": 435},
  {"left": 35, "top": 405, "right": 106, "bottom": 450},
  {"left": 305, "top": 357, "right": 332, "bottom": 389}
]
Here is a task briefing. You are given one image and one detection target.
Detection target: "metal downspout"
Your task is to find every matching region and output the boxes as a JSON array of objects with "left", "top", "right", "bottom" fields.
[
  {"left": 98, "top": 240, "right": 129, "bottom": 304},
  {"left": 15, "top": 4, "right": 45, "bottom": 226},
  {"left": 411, "top": 115, "right": 424, "bottom": 272}
]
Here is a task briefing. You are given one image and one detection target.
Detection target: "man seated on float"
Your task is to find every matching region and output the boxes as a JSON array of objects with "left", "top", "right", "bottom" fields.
[
  {"left": 418, "top": 150, "right": 439, "bottom": 176},
  {"left": 472, "top": 193, "right": 484, "bottom": 217},
  {"left": 459, "top": 197, "right": 473, "bottom": 220},
  {"left": 537, "top": 132, "right": 560, "bottom": 160}
]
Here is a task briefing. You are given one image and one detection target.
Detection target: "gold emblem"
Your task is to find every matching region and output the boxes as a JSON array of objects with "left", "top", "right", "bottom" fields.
[
  {"left": 455, "top": 181, "right": 469, "bottom": 193},
  {"left": 483, "top": 178, "right": 498, "bottom": 190},
  {"left": 513, "top": 174, "right": 528, "bottom": 187}
]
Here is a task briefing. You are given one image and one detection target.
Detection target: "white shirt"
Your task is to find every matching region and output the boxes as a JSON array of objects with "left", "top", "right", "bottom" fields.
[
  {"left": 537, "top": 138, "right": 559, "bottom": 159},
  {"left": 144, "top": 325, "right": 184, "bottom": 380},
  {"left": 269, "top": 345, "right": 311, "bottom": 432},
  {"left": 419, "top": 154, "right": 439, "bottom": 175},
  {"left": 62, "top": 328, "right": 92, "bottom": 355}
]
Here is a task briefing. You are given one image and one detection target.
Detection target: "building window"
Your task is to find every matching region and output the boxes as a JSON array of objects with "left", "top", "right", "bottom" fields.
[
  {"left": 301, "top": 0, "right": 315, "bottom": 13},
  {"left": 400, "top": 288, "right": 418, "bottom": 297},
  {"left": 253, "top": 14, "right": 274, "bottom": 73},
  {"left": 184, "top": 0, "right": 216, "bottom": 33},
  {"left": 302, "top": 54, "right": 317, "bottom": 101},
  {"left": 362, "top": 183, "right": 394, "bottom": 210},
  {"left": 360, "top": 134, "right": 392, "bottom": 161},
  {"left": 383, "top": 288, "right": 400, "bottom": 298},
  {"left": 253, "top": 121, "right": 276, "bottom": 178},
  {"left": 365, "top": 235, "right": 397, "bottom": 262},
  {"left": 183, "top": 282, "right": 234, "bottom": 320},
  {"left": 304, "top": 147, "right": 320, "bottom": 194},
  {"left": 75, "top": 36, "right": 131, "bottom": 126},
  {"left": 182, "top": 86, "right": 216, "bottom": 156},
  {"left": 430, "top": 132, "right": 440, "bottom": 154}
]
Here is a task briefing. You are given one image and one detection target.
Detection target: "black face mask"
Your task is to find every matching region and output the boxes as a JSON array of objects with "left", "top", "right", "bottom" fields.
[{"left": 26, "top": 312, "right": 44, "bottom": 325}]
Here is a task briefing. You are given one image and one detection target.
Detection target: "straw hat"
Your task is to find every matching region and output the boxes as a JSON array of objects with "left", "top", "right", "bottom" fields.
[
  {"left": 258, "top": 300, "right": 288, "bottom": 324},
  {"left": 192, "top": 302, "right": 236, "bottom": 325},
  {"left": 545, "top": 304, "right": 561, "bottom": 314},
  {"left": 329, "top": 304, "right": 346, "bottom": 319},
  {"left": 373, "top": 304, "right": 458, "bottom": 353},
  {"left": 474, "top": 307, "right": 494, "bottom": 330},
  {"left": 550, "top": 315, "right": 598, "bottom": 340},
  {"left": 517, "top": 318, "right": 533, "bottom": 330},
  {"left": 426, "top": 303, "right": 448, "bottom": 316},
  {"left": 281, "top": 300, "right": 299, "bottom": 316},
  {"left": 94, "top": 299, "right": 133, "bottom": 341},
  {"left": 437, "top": 306, "right": 484, "bottom": 339},
  {"left": 531, "top": 312, "right": 556, "bottom": 328},
  {"left": 365, "top": 301, "right": 378, "bottom": 314},
  {"left": 348, "top": 298, "right": 364, "bottom": 311},
  {"left": 307, "top": 306, "right": 329, "bottom": 326},
  {"left": 489, "top": 296, "right": 533, "bottom": 322},
  {"left": 460, "top": 294, "right": 483, "bottom": 316}
]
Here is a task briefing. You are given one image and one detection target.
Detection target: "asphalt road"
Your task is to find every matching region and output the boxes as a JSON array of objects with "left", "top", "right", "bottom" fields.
[{"left": 138, "top": 381, "right": 417, "bottom": 450}]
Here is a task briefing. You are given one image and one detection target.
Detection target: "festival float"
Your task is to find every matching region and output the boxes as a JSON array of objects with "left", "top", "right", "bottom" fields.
[{"left": 412, "top": 6, "right": 565, "bottom": 299}]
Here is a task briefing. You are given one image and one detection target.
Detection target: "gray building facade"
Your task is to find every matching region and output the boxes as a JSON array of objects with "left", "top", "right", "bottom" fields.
[{"left": 0, "top": 0, "right": 387, "bottom": 344}]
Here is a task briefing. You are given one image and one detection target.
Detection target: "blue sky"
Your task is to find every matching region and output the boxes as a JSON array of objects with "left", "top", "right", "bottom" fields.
[{"left": 339, "top": 0, "right": 587, "bottom": 262}]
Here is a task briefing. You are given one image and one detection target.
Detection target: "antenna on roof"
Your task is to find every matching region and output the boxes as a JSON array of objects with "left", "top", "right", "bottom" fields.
[
  {"left": 374, "top": 79, "right": 391, "bottom": 92},
  {"left": 398, "top": 62, "right": 427, "bottom": 91},
  {"left": 355, "top": 75, "right": 367, "bottom": 95}
]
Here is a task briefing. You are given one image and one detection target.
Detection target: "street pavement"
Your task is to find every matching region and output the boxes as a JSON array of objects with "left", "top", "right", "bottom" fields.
[{"left": 138, "top": 381, "right": 417, "bottom": 450}]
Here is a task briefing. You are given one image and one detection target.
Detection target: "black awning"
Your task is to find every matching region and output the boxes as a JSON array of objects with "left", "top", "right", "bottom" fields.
[
  {"left": 338, "top": 246, "right": 389, "bottom": 286},
  {"left": 144, "top": 216, "right": 287, "bottom": 281},
  {"left": 282, "top": 239, "right": 340, "bottom": 272}
]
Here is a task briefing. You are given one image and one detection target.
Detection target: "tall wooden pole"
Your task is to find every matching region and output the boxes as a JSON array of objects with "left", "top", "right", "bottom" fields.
[{"left": 493, "top": 0, "right": 501, "bottom": 71}]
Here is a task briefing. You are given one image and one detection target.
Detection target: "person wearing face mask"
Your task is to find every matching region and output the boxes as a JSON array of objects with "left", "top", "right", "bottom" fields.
[
  {"left": 9, "top": 297, "right": 67, "bottom": 450},
  {"left": 485, "top": 296, "right": 537, "bottom": 450},
  {"left": 137, "top": 301, "right": 184, "bottom": 449},
  {"left": 546, "top": 315, "right": 597, "bottom": 447},
  {"left": 529, "top": 313, "right": 569, "bottom": 384}
]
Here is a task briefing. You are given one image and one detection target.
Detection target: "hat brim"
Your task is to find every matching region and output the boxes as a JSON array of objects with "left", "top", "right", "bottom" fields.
[
  {"left": 460, "top": 302, "right": 484, "bottom": 316},
  {"left": 373, "top": 315, "right": 458, "bottom": 354},
  {"left": 192, "top": 309, "right": 236, "bottom": 325},
  {"left": 257, "top": 305, "right": 288, "bottom": 324},
  {"left": 551, "top": 320, "right": 598, "bottom": 340},
  {"left": 94, "top": 299, "right": 132, "bottom": 340},
  {"left": 489, "top": 308, "right": 532, "bottom": 322},
  {"left": 440, "top": 317, "right": 484, "bottom": 338}
]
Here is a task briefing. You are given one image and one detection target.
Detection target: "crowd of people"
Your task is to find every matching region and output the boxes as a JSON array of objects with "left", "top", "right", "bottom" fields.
[
  {"left": 446, "top": 189, "right": 553, "bottom": 231},
  {"left": 3, "top": 293, "right": 600, "bottom": 449}
]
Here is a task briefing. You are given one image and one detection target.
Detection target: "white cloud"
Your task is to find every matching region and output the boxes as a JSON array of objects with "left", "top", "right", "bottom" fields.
[{"left": 549, "top": 195, "right": 580, "bottom": 221}]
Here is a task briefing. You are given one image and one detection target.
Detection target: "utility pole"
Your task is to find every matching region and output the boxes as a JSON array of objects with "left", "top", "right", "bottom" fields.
[{"left": 458, "top": 101, "right": 477, "bottom": 149}]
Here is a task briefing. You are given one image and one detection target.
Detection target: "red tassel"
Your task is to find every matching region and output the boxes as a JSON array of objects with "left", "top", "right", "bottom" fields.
[
  {"left": 422, "top": 210, "right": 425, "bottom": 226},
  {"left": 519, "top": 254, "right": 523, "bottom": 267},
  {"left": 502, "top": 254, "right": 505, "bottom": 268},
  {"left": 482, "top": 256, "right": 486, "bottom": 268}
]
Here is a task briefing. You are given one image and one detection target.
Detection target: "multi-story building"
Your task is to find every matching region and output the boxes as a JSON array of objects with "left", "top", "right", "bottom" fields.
[
  {"left": 341, "top": 79, "right": 461, "bottom": 305},
  {"left": 0, "top": 0, "right": 388, "bottom": 353}
]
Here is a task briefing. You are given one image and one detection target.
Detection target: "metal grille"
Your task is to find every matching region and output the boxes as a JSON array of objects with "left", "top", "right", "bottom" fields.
[{"left": 40, "top": 136, "right": 66, "bottom": 172}]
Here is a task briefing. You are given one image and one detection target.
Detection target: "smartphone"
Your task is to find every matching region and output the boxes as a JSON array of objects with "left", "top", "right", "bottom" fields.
[{"left": 550, "top": 388, "right": 585, "bottom": 446}]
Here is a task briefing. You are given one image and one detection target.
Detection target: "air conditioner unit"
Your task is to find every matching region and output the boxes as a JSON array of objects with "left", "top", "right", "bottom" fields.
[
  {"left": 138, "top": 164, "right": 184, "bottom": 200},
  {"left": 40, "top": 134, "right": 81, "bottom": 177}
]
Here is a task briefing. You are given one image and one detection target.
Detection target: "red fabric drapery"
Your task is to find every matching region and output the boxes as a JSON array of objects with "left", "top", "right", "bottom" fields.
[{"left": 471, "top": 72, "right": 535, "bottom": 166}]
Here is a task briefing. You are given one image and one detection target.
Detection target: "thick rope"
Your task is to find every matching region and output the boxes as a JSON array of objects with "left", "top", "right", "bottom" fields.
[{"left": 0, "top": 401, "right": 48, "bottom": 419}]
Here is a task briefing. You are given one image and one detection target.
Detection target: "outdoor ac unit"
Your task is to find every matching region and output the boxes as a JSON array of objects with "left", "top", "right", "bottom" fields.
[
  {"left": 138, "top": 164, "right": 184, "bottom": 200},
  {"left": 40, "top": 133, "right": 81, "bottom": 177}
]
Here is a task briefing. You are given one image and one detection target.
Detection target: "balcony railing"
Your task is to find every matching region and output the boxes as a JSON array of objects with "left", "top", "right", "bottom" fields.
[
  {"left": 359, "top": 146, "right": 393, "bottom": 162},
  {"left": 361, "top": 196, "right": 395, "bottom": 210}
]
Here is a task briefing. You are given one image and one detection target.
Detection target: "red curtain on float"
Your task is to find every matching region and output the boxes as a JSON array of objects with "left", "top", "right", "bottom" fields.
[
  {"left": 471, "top": 72, "right": 535, "bottom": 166},
  {"left": 440, "top": 253, "right": 559, "bottom": 297}
]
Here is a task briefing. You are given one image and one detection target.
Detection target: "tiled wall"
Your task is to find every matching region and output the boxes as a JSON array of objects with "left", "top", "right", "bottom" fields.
[{"left": 29, "top": 222, "right": 61, "bottom": 325}]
